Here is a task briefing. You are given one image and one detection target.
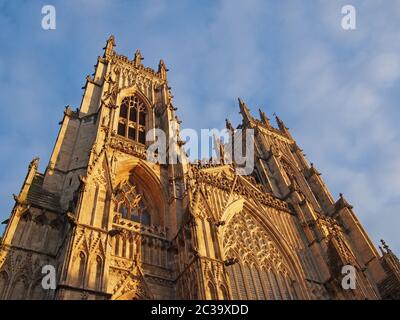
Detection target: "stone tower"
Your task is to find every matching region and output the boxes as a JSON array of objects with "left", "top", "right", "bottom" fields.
[{"left": 0, "top": 36, "right": 399, "bottom": 300}]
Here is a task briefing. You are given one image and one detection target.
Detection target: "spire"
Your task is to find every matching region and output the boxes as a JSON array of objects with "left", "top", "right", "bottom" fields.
[
  {"left": 103, "top": 35, "right": 116, "bottom": 58},
  {"left": 133, "top": 49, "right": 144, "bottom": 67},
  {"left": 158, "top": 59, "right": 169, "bottom": 80},
  {"left": 274, "top": 113, "right": 292, "bottom": 139},
  {"left": 259, "top": 108, "right": 271, "bottom": 126},
  {"left": 238, "top": 98, "right": 252, "bottom": 123},
  {"left": 213, "top": 135, "right": 225, "bottom": 165},
  {"left": 275, "top": 114, "right": 287, "bottom": 131}
]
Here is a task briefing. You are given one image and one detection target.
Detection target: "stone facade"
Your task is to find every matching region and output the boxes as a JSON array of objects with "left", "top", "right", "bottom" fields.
[{"left": 0, "top": 36, "right": 399, "bottom": 300}]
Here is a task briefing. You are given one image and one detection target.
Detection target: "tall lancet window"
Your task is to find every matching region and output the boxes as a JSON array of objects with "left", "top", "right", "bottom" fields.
[{"left": 117, "top": 95, "right": 146, "bottom": 144}]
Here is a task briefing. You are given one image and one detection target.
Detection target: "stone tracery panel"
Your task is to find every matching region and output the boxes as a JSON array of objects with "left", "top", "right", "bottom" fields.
[
  {"left": 113, "top": 179, "right": 151, "bottom": 225},
  {"left": 222, "top": 211, "right": 297, "bottom": 300}
]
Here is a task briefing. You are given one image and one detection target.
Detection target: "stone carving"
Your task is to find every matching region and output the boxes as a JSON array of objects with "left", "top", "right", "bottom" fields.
[
  {"left": 191, "top": 168, "right": 291, "bottom": 212},
  {"left": 0, "top": 35, "right": 396, "bottom": 301},
  {"left": 109, "top": 135, "right": 146, "bottom": 159},
  {"left": 222, "top": 211, "right": 289, "bottom": 274}
]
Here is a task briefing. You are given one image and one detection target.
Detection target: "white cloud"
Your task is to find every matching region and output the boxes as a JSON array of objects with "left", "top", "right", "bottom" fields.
[
  {"left": 368, "top": 52, "right": 400, "bottom": 85},
  {"left": 282, "top": 2, "right": 400, "bottom": 255},
  {"left": 0, "top": 0, "right": 398, "bottom": 255}
]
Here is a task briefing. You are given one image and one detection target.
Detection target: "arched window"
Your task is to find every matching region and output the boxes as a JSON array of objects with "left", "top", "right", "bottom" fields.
[
  {"left": 118, "top": 95, "right": 146, "bottom": 144},
  {"left": 222, "top": 211, "right": 299, "bottom": 300},
  {"left": 78, "top": 252, "right": 86, "bottom": 286},
  {"left": 220, "top": 285, "right": 229, "bottom": 300},
  {"left": 94, "top": 256, "right": 103, "bottom": 291},
  {"left": 114, "top": 181, "right": 151, "bottom": 225},
  {"left": 122, "top": 237, "right": 127, "bottom": 258},
  {"left": 114, "top": 235, "right": 120, "bottom": 256},
  {"left": 208, "top": 282, "right": 218, "bottom": 300}
]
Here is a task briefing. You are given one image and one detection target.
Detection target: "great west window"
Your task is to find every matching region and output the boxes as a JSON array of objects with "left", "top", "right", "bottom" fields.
[{"left": 117, "top": 95, "right": 146, "bottom": 144}]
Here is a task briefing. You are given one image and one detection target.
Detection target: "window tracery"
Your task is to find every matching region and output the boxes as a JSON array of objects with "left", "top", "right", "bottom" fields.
[
  {"left": 117, "top": 95, "right": 146, "bottom": 144},
  {"left": 114, "top": 180, "right": 151, "bottom": 225},
  {"left": 223, "top": 211, "right": 296, "bottom": 300}
]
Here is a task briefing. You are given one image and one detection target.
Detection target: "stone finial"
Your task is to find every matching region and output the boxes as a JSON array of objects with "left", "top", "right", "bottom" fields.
[
  {"left": 29, "top": 157, "right": 40, "bottom": 170},
  {"left": 64, "top": 105, "right": 75, "bottom": 118},
  {"left": 335, "top": 193, "right": 353, "bottom": 211},
  {"left": 103, "top": 35, "right": 116, "bottom": 57},
  {"left": 213, "top": 135, "right": 225, "bottom": 165},
  {"left": 238, "top": 98, "right": 252, "bottom": 121},
  {"left": 158, "top": 59, "right": 169, "bottom": 79},
  {"left": 275, "top": 114, "right": 288, "bottom": 131},
  {"left": 259, "top": 108, "right": 271, "bottom": 126},
  {"left": 133, "top": 49, "right": 144, "bottom": 67}
]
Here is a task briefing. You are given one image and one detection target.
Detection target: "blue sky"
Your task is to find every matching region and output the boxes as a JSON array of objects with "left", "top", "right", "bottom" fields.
[{"left": 0, "top": 0, "right": 399, "bottom": 255}]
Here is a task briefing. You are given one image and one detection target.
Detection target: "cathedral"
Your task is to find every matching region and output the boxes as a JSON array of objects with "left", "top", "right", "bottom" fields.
[{"left": 0, "top": 36, "right": 399, "bottom": 300}]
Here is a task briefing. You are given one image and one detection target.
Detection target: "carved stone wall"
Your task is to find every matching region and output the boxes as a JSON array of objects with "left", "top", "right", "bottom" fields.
[{"left": 1, "top": 36, "right": 398, "bottom": 300}]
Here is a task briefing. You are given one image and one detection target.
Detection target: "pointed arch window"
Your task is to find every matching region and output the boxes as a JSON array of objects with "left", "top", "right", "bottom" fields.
[
  {"left": 222, "top": 211, "right": 299, "bottom": 300},
  {"left": 94, "top": 256, "right": 103, "bottom": 291},
  {"left": 220, "top": 285, "right": 229, "bottom": 300},
  {"left": 118, "top": 95, "right": 146, "bottom": 144},
  {"left": 78, "top": 252, "right": 86, "bottom": 286},
  {"left": 208, "top": 282, "right": 218, "bottom": 300},
  {"left": 114, "top": 181, "right": 151, "bottom": 225}
]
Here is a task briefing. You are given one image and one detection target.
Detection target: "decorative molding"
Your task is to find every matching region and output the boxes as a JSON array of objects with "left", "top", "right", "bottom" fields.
[
  {"left": 109, "top": 135, "right": 146, "bottom": 160},
  {"left": 191, "top": 168, "right": 291, "bottom": 213}
]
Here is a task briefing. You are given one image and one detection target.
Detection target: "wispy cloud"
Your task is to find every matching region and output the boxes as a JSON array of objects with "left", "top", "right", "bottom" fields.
[{"left": 0, "top": 0, "right": 398, "bottom": 255}]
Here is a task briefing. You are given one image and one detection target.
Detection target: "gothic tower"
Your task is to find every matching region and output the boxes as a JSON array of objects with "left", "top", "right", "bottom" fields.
[{"left": 0, "top": 36, "right": 399, "bottom": 300}]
